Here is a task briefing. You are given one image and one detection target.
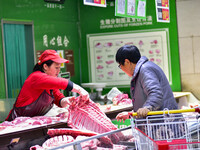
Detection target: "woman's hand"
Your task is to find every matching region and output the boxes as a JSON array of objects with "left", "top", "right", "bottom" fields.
[
  {"left": 72, "top": 84, "right": 89, "bottom": 101},
  {"left": 61, "top": 96, "right": 76, "bottom": 107},
  {"left": 116, "top": 111, "right": 130, "bottom": 123}
]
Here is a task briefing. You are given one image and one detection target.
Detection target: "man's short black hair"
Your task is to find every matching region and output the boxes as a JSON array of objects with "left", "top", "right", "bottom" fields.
[{"left": 115, "top": 45, "right": 141, "bottom": 65}]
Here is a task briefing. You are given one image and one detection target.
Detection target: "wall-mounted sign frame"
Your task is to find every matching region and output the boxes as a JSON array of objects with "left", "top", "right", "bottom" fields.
[
  {"left": 155, "top": 0, "right": 170, "bottom": 23},
  {"left": 115, "top": 0, "right": 146, "bottom": 19},
  {"left": 84, "top": 0, "right": 106, "bottom": 7},
  {"left": 87, "top": 29, "right": 171, "bottom": 87}
]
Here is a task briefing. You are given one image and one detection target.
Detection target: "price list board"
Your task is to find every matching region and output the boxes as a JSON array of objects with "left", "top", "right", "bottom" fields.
[{"left": 87, "top": 29, "right": 171, "bottom": 86}]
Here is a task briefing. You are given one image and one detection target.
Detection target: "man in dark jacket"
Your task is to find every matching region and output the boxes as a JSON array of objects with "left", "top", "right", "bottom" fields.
[{"left": 115, "top": 45, "right": 178, "bottom": 121}]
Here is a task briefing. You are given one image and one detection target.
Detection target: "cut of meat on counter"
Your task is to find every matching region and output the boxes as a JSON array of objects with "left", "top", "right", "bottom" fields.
[
  {"left": 30, "top": 134, "right": 128, "bottom": 150},
  {"left": 47, "top": 128, "right": 98, "bottom": 138},
  {"left": 30, "top": 129, "right": 130, "bottom": 149},
  {"left": 0, "top": 115, "right": 66, "bottom": 134},
  {"left": 75, "top": 136, "right": 100, "bottom": 149},
  {"left": 112, "top": 94, "right": 132, "bottom": 106},
  {"left": 42, "top": 135, "right": 74, "bottom": 149},
  {"left": 47, "top": 128, "right": 113, "bottom": 148}
]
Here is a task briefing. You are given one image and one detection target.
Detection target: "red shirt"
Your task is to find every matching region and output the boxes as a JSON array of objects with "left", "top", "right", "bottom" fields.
[{"left": 15, "top": 71, "right": 73, "bottom": 107}]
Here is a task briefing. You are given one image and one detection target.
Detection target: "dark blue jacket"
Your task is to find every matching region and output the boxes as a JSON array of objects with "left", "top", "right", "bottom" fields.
[{"left": 130, "top": 56, "right": 178, "bottom": 111}]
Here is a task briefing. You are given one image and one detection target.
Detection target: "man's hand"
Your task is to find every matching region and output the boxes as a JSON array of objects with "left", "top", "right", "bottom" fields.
[{"left": 136, "top": 107, "right": 150, "bottom": 118}]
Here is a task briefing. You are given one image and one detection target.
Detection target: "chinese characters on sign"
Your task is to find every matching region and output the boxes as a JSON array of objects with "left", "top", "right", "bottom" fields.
[
  {"left": 43, "top": 35, "right": 69, "bottom": 47},
  {"left": 99, "top": 15, "right": 152, "bottom": 29}
]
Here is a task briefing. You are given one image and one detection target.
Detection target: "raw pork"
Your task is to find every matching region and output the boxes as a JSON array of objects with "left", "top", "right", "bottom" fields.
[
  {"left": 48, "top": 128, "right": 97, "bottom": 138},
  {"left": 0, "top": 115, "right": 63, "bottom": 134},
  {"left": 76, "top": 135, "right": 100, "bottom": 149},
  {"left": 112, "top": 94, "right": 132, "bottom": 105},
  {"left": 47, "top": 128, "right": 113, "bottom": 147},
  {"left": 67, "top": 97, "right": 124, "bottom": 143},
  {"left": 42, "top": 135, "right": 74, "bottom": 149}
]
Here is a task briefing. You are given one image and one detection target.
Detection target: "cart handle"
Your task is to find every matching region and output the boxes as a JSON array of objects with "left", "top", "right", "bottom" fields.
[{"left": 129, "top": 108, "right": 200, "bottom": 116}]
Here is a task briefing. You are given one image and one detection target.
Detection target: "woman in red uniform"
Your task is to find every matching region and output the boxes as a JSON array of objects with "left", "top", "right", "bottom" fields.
[{"left": 6, "top": 50, "right": 89, "bottom": 121}]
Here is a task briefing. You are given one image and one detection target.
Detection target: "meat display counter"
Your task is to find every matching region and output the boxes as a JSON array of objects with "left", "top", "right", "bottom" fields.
[
  {"left": 0, "top": 121, "right": 68, "bottom": 150},
  {"left": 42, "top": 126, "right": 135, "bottom": 150},
  {"left": 0, "top": 100, "right": 133, "bottom": 149}
]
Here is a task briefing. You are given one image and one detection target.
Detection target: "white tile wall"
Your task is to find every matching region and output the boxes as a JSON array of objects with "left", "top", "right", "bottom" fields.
[
  {"left": 179, "top": 37, "right": 194, "bottom": 74},
  {"left": 193, "top": 37, "right": 200, "bottom": 73},
  {"left": 177, "top": 0, "right": 200, "bottom": 38},
  {"left": 177, "top": 0, "right": 200, "bottom": 99}
]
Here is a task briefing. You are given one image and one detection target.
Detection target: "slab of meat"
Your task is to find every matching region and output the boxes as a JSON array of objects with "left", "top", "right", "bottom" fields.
[
  {"left": 12, "top": 117, "right": 31, "bottom": 125},
  {"left": 47, "top": 128, "right": 113, "bottom": 147},
  {"left": 47, "top": 128, "right": 97, "bottom": 138},
  {"left": 42, "top": 135, "right": 74, "bottom": 149},
  {"left": 67, "top": 96, "right": 124, "bottom": 143},
  {"left": 32, "top": 116, "right": 61, "bottom": 124},
  {"left": 0, "top": 126, "right": 6, "bottom": 131},
  {"left": 0, "top": 121, "right": 13, "bottom": 131},
  {"left": 112, "top": 93, "right": 132, "bottom": 105},
  {"left": 76, "top": 135, "right": 100, "bottom": 149},
  {"left": 0, "top": 115, "right": 63, "bottom": 134},
  {"left": 0, "top": 116, "right": 61, "bottom": 127}
]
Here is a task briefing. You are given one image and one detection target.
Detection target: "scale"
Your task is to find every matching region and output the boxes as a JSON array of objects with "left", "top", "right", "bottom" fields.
[{"left": 81, "top": 83, "right": 107, "bottom": 102}]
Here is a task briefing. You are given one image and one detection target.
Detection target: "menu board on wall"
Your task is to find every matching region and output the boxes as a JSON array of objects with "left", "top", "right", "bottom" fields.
[{"left": 87, "top": 29, "right": 171, "bottom": 86}]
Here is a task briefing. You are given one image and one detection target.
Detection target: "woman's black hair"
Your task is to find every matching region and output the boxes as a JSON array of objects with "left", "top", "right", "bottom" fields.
[
  {"left": 33, "top": 60, "right": 54, "bottom": 72},
  {"left": 115, "top": 45, "right": 141, "bottom": 65}
]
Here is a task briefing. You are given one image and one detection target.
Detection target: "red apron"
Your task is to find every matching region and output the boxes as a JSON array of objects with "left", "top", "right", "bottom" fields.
[{"left": 6, "top": 90, "right": 54, "bottom": 121}]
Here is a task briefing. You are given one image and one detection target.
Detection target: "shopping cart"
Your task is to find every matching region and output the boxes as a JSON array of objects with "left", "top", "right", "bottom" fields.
[{"left": 130, "top": 108, "right": 200, "bottom": 150}]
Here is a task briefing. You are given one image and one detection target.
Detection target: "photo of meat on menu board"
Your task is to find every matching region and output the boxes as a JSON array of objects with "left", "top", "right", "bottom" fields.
[{"left": 87, "top": 29, "right": 171, "bottom": 86}]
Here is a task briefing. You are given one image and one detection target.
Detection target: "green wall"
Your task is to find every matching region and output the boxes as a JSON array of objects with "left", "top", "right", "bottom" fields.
[
  {"left": 78, "top": 0, "right": 181, "bottom": 95},
  {"left": 0, "top": 0, "right": 80, "bottom": 98},
  {"left": 0, "top": 0, "right": 181, "bottom": 98}
]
